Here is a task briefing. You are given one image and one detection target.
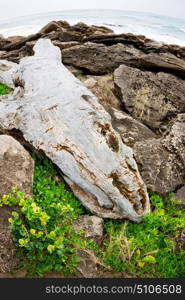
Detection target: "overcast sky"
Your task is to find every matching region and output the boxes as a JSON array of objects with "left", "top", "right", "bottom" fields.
[{"left": 0, "top": 0, "right": 185, "bottom": 21}]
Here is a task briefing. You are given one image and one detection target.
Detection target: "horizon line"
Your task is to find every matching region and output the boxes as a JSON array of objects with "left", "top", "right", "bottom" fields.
[{"left": 0, "top": 8, "right": 185, "bottom": 24}]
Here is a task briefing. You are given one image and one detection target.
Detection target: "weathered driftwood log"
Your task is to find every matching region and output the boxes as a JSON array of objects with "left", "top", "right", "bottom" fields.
[{"left": 0, "top": 39, "right": 150, "bottom": 222}]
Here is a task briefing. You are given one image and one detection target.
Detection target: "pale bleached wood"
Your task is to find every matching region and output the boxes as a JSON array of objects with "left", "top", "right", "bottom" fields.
[{"left": 0, "top": 39, "right": 150, "bottom": 222}]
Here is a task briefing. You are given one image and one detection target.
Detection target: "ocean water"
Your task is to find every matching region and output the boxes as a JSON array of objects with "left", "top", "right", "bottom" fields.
[{"left": 0, "top": 9, "right": 185, "bottom": 46}]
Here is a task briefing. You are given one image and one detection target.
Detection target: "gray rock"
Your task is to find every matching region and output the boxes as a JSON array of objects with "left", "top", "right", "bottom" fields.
[
  {"left": 134, "top": 114, "right": 185, "bottom": 195},
  {"left": 111, "top": 108, "right": 156, "bottom": 147},
  {"left": 2, "top": 33, "right": 42, "bottom": 52},
  {"left": 82, "top": 74, "right": 122, "bottom": 112},
  {"left": 76, "top": 249, "right": 99, "bottom": 278},
  {"left": 62, "top": 42, "right": 143, "bottom": 74},
  {"left": 0, "top": 39, "right": 150, "bottom": 222},
  {"left": 81, "top": 77, "right": 155, "bottom": 147},
  {"left": 71, "top": 22, "right": 113, "bottom": 35},
  {"left": 175, "top": 230, "right": 185, "bottom": 251},
  {"left": 126, "top": 52, "right": 185, "bottom": 78},
  {"left": 0, "top": 135, "right": 34, "bottom": 197},
  {"left": 0, "top": 207, "right": 20, "bottom": 272},
  {"left": 25, "top": 40, "right": 81, "bottom": 51},
  {"left": 172, "top": 186, "right": 185, "bottom": 206},
  {"left": 74, "top": 215, "right": 103, "bottom": 244},
  {"left": 52, "top": 41, "right": 81, "bottom": 50},
  {"left": 39, "top": 21, "right": 62, "bottom": 35},
  {"left": 114, "top": 64, "right": 185, "bottom": 129}
]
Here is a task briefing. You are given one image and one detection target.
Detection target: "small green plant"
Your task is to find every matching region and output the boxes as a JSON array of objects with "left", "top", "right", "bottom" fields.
[
  {"left": 1, "top": 153, "right": 185, "bottom": 278},
  {"left": 102, "top": 193, "right": 185, "bottom": 278},
  {"left": 0, "top": 83, "right": 11, "bottom": 95},
  {"left": 0, "top": 156, "right": 96, "bottom": 277}
]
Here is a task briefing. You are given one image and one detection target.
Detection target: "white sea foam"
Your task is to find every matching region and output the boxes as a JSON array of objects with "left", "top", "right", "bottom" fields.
[{"left": 0, "top": 10, "right": 185, "bottom": 46}]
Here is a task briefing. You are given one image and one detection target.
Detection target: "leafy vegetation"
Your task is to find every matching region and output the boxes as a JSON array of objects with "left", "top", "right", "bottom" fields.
[
  {"left": 0, "top": 82, "right": 184, "bottom": 278},
  {"left": 102, "top": 194, "right": 185, "bottom": 278},
  {"left": 0, "top": 154, "right": 185, "bottom": 278},
  {"left": 0, "top": 156, "right": 96, "bottom": 277},
  {"left": 0, "top": 83, "right": 11, "bottom": 95}
]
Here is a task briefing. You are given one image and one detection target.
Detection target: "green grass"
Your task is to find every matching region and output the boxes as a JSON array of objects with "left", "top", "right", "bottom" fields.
[
  {"left": 0, "top": 83, "right": 11, "bottom": 95},
  {"left": 102, "top": 194, "right": 185, "bottom": 278},
  {"left": 0, "top": 82, "right": 184, "bottom": 278},
  {"left": 0, "top": 155, "right": 96, "bottom": 277},
  {"left": 1, "top": 154, "right": 185, "bottom": 278}
]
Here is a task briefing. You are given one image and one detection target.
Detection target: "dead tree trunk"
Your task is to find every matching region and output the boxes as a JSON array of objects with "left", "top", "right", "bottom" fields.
[{"left": 0, "top": 39, "right": 150, "bottom": 222}]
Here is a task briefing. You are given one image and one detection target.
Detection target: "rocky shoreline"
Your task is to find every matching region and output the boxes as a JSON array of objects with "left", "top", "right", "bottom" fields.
[{"left": 1, "top": 20, "right": 185, "bottom": 277}]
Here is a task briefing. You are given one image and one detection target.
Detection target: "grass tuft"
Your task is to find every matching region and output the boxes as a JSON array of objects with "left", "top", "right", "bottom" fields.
[
  {"left": 102, "top": 193, "right": 185, "bottom": 278},
  {"left": 0, "top": 83, "right": 11, "bottom": 95}
]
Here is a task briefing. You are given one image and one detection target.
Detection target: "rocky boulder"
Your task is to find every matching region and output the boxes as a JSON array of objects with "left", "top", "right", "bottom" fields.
[
  {"left": 76, "top": 249, "right": 100, "bottom": 278},
  {"left": 82, "top": 32, "right": 153, "bottom": 46},
  {"left": 173, "top": 186, "right": 185, "bottom": 206},
  {"left": 0, "top": 207, "right": 20, "bottom": 273},
  {"left": 82, "top": 74, "right": 121, "bottom": 111},
  {"left": 25, "top": 40, "right": 81, "bottom": 51},
  {"left": 74, "top": 215, "right": 103, "bottom": 245},
  {"left": 70, "top": 22, "right": 113, "bottom": 36},
  {"left": 134, "top": 114, "right": 185, "bottom": 195},
  {"left": 114, "top": 64, "right": 185, "bottom": 129},
  {"left": 126, "top": 52, "right": 185, "bottom": 78},
  {"left": 110, "top": 108, "right": 156, "bottom": 147},
  {"left": 39, "top": 21, "right": 64, "bottom": 35},
  {"left": 0, "top": 135, "right": 34, "bottom": 197},
  {"left": 1, "top": 33, "right": 42, "bottom": 52},
  {"left": 62, "top": 42, "right": 143, "bottom": 74},
  {"left": 0, "top": 135, "right": 34, "bottom": 274}
]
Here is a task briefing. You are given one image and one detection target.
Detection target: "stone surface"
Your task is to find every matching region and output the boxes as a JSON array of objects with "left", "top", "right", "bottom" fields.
[
  {"left": 134, "top": 114, "right": 185, "bottom": 195},
  {"left": 0, "top": 38, "right": 11, "bottom": 51},
  {"left": 110, "top": 108, "right": 156, "bottom": 147},
  {"left": 0, "top": 48, "right": 29, "bottom": 64},
  {"left": 0, "top": 39, "right": 150, "bottom": 222},
  {"left": 82, "top": 74, "right": 121, "bottom": 112},
  {"left": 27, "top": 40, "right": 81, "bottom": 51},
  {"left": 114, "top": 64, "right": 185, "bottom": 129},
  {"left": 82, "top": 32, "right": 153, "bottom": 46},
  {"left": 71, "top": 22, "right": 113, "bottom": 35},
  {"left": 53, "top": 41, "right": 81, "bottom": 50},
  {"left": 66, "top": 65, "right": 84, "bottom": 78},
  {"left": 76, "top": 249, "right": 99, "bottom": 278},
  {"left": 126, "top": 52, "right": 185, "bottom": 78},
  {"left": 0, "top": 135, "right": 34, "bottom": 197},
  {"left": 74, "top": 215, "right": 103, "bottom": 244},
  {"left": 0, "top": 207, "right": 20, "bottom": 273},
  {"left": 175, "top": 230, "right": 185, "bottom": 251},
  {"left": 39, "top": 21, "right": 62, "bottom": 35},
  {"left": 1, "top": 33, "right": 42, "bottom": 52},
  {"left": 7, "top": 36, "right": 25, "bottom": 43},
  {"left": 173, "top": 186, "right": 185, "bottom": 206},
  {"left": 62, "top": 42, "right": 143, "bottom": 74}
]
